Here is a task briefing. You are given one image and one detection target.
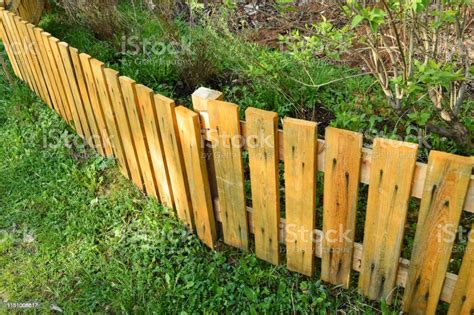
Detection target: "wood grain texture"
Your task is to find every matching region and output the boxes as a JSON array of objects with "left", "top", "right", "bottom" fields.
[
  {"left": 135, "top": 84, "right": 173, "bottom": 207},
  {"left": 0, "top": 9, "right": 22, "bottom": 78},
  {"left": 119, "top": 76, "right": 158, "bottom": 197},
  {"left": 403, "top": 151, "right": 472, "bottom": 314},
  {"left": 57, "top": 41, "right": 85, "bottom": 136},
  {"left": 284, "top": 117, "right": 318, "bottom": 276},
  {"left": 321, "top": 127, "right": 362, "bottom": 288},
  {"left": 69, "top": 47, "right": 97, "bottom": 149},
  {"left": 208, "top": 100, "right": 248, "bottom": 250},
  {"left": 90, "top": 59, "right": 129, "bottom": 178},
  {"left": 103, "top": 69, "right": 143, "bottom": 190},
  {"left": 23, "top": 22, "right": 51, "bottom": 106},
  {"left": 49, "top": 36, "right": 74, "bottom": 124},
  {"left": 33, "top": 27, "right": 60, "bottom": 112},
  {"left": 246, "top": 107, "right": 280, "bottom": 265},
  {"left": 10, "top": 15, "right": 37, "bottom": 92},
  {"left": 176, "top": 106, "right": 217, "bottom": 248},
  {"left": 197, "top": 111, "right": 474, "bottom": 214},
  {"left": 41, "top": 32, "right": 68, "bottom": 121},
  {"left": 79, "top": 53, "right": 112, "bottom": 156},
  {"left": 448, "top": 225, "right": 474, "bottom": 315},
  {"left": 359, "top": 138, "right": 418, "bottom": 302},
  {"left": 6, "top": 12, "right": 35, "bottom": 92},
  {"left": 154, "top": 94, "right": 193, "bottom": 228}
]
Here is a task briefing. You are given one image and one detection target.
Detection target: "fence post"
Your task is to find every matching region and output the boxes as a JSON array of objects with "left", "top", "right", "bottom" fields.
[{"left": 191, "top": 87, "right": 223, "bottom": 204}]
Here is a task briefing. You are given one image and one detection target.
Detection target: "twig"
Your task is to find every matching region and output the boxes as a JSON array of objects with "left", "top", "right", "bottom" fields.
[{"left": 289, "top": 72, "right": 371, "bottom": 88}]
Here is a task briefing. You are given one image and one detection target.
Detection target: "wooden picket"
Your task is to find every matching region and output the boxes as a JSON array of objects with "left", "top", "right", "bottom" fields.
[
  {"left": 321, "top": 127, "right": 362, "bottom": 288},
  {"left": 80, "top": 53, "right": 113, "bottom": 156},
  {"left": 176, "top": 106, "right": 217, "bottom": 248},
  {"left": 119, "top": 76, "right": 158, "bottom": 197},
  {"left": 246, "top": 107, "right": 280, "bottom": 265},
  {"left": 1, "top": 11, "right": 474, "bottom": 313},
  {"left": 359, "top": 139, "right": 418, "bottom": 302},
  {"left": 208, "top": 100, "right": 249, "bottom": 250},
  {"left": 135, "top": 84, "right": 173, "bottom": 208},
  {"left": 90, "top": 59, "right": 129, "bottom": 177},
  {"left": 284, "top": 117, "right": 318, "bottom": 276},
  {"left": 69, "top": 47, "right": 98, "bottom": 149},
  {"left": 103, "top": 68, "right": 143, "bottom": 189},
  {"left": 154, "top": 94, "right": 193, "bottom": 228},
  {"left": 403, "top": 151, "right": 472, "bottom": 314}
]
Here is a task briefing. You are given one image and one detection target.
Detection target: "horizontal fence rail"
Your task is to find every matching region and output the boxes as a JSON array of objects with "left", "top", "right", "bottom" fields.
[{"left": 1, "top": 9, "right": 473, "bottom": 314}]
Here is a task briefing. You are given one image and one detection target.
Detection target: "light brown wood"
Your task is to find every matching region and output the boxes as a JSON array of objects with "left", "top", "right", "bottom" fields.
[
  {"left": 33, "top": 27, "right": 60, "bottom": 112},
  {"left": 359, "top": 138, "right": 418, "bottom": 302},
  {"left": 196, "top": 109, "right": 474, "bottom": 214},
  {"left": 191, "top": 87, "right": 224, "bottom": 210},
  {"left": 90, "top": 59, "right": 129, "bottom": 178},
  {"left": 69, "top": 47, "right": 97, "bottom": 149},
  {"left": 23, "top": 22, "right": 51, "bottom": 106},
  {"left": 40, "top": 32, "right": 68, "bottom": 120},
  {"left": 321, "top": 127, "right": 362, "bottom": 288},
  {"left": 119, "top": 76, "right": 158, "bottom": 197},
  {"left": 49, "top": 36, "right": 75, "bottom": 124},
  {"left": 5, "top": 12, "right": 35, "bottom": 92},
  {"left": 135, "top": 84, "right": 174, "bottom": 208},
  {"left": 448, "top": 225, "right": 474, "bottom": 315},
  {"left": 176, "top": 106, "right": 217, "bottom": 248},
  {"left": 80, "top": 53, "right": 112, "bottom": 156},
  {"left": 0, "top": 9, "right": 22, "bottom": 79},
  {"left": 154, "top": 94, "right": 193, "bottom": 228},
  {"left": 283, "top": 117, "right": 318, "bottom": 276},
  {"left": 208, "top": 99, "right": 248, "bottom": 250},
  {"left": 403, "top": 151, "right": 472, "bottom": 314},
  {"left": 57, "top": 41, "right": 85, "bottom": 136},
  {"left": 18, "top": 19, "right": 46, "bottom": 102},
  {"left": 103, "top": 68, "right": 143, "bottom": 190},
  {"left": 246, "top": 107, "right": 280, "bottom": 265}
]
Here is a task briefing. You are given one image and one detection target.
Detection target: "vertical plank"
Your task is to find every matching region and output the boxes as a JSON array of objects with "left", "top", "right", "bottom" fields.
[
  {"left": 135, "top": 84, "right": 174, "bottom": 208},
  {"left": 17, "top": 19, "right": 46, "bottom": 102},
  {"left": 119, "top": 76, "right": 158, "bottom": 197},
  {"left": 403, "top": 151, "right": 472, "bottom": 314},
  {"left": 69, "top": 47, "right": 96, "bottom": 148},
  {"left": 80, "top": 53, "right": 112, "bottom": 156},
  {"left": 176, "top": 106, "right": 217, "bottom": 248},
  {"left": 284, "top": 117, "right": 318, "bottom": 276},
  {"left": 5, "top": 12, "right": 35, "bottom": 91},
  {"left": 0, "top": 8, "right": 22, "bottom": 79},
  {"left": 57, "top": 42, "right": 85, "bottom": 137},
  {"left": 90, "top": 59, "right": 129, "bottom": 177},
  {"left": 321, "top": 127, "right": 362, "bottom": 288},
  {"left": 191, "top": 87, "right": 224, "bottom": 204},
  {"left": 358, "top": 138, "right": 418, "bottom": 302},
  {"left": 103, "top": 68, "right": 142, "bottom": 189},
  {"left": 49, "top": 36, "right": 74, "bottom": 124},
  {"left": 448, "top": 225, "right": 474, "bottom": 315},
  {"left": 24, "top": 22, "right": 51, "bottom": 106},
  {"left": 208, "top": 100, "right": 248, "bottom": 250},
  {"left": 246, "top": 107, "right": 280, "bottom": 265},
  {"left": 33, "top": 27, "right": 60, "bottom": 112},
  {"left": 155, "top": 93, "right": 193, "bottom": 228},
  {"left": 41, "top": 32, "right": 68, "bottom": 120}
]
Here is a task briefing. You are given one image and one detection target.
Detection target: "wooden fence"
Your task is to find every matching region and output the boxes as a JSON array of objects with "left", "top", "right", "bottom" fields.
[{"left": 1, "top": 9, "right": 473, "bottom": 314}]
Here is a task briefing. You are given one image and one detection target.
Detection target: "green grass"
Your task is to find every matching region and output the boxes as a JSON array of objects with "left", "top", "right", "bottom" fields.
[{"left": 0, "top": 44, "right": 400, "bottom": 313}]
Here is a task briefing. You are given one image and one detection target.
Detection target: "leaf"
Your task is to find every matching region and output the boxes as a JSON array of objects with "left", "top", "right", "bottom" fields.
[{"left": 351, "top": 15, "right": 364, "bottom": 28}]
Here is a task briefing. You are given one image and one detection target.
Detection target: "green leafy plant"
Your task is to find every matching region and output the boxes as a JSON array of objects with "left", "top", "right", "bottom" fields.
[{"left": 343, "top": 0, "right": 473, "bottom": 148}]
